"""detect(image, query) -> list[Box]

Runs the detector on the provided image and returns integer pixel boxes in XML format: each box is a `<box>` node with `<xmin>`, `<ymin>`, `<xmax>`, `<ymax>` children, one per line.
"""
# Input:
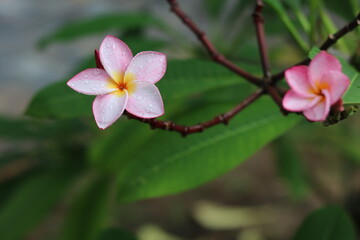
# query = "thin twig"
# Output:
<box><xmin>125</xmin><ymin>89</ymin><xmax>264</xmax><ymax>137</ymax></box>
<box><xmin>271</xmin><ymin>12</ymin><xmax>360</xmax><ymax>83</ymax></box>
<box><xmin>253</xmin><ymin>0</ymin><xmax>271</xmax><ymax>79</ymax></box>
<box><xmin>114</xmin><ymin>3</ymin><xmax>360</xmax><ymax>136</ymax></box>
<box><xmin>166</xmin><ymin>0</ymin><xmax>262</xmax><ymax>86</ymax></box>
<box><xmin>253</xmin><ymin>0</ymin><xmax>285</xmax><ymax>112</ymax></box>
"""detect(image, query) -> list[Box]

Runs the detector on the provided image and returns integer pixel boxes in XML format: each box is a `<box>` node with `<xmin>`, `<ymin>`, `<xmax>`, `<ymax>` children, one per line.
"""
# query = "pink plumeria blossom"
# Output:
<box><xmin>282</xmin><ymin>51</ymin><xmax>350</xmax><ymax>122</ymax></box>
<box><xmin>67</xmin><ymin>35</ymin><xmax>166</xmax><ymax>129</ymax></box>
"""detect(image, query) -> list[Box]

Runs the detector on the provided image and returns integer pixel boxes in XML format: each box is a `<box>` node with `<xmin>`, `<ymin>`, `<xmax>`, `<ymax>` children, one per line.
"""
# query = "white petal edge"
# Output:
<box><xmin>126</xmin><ymin>80</ymin><xmax>164</xmax><ymax>118</ymax></box>
<box><xmin>125</xmin><ymin>51</ymin><xmax>167</xmax><ymax>84</ymax></box>
<box><xmin>92</xmin><ymin>91</ymin><xmax>128</xmax><ymax>129</ymax></box>
<box><xmin>99</xmin><ymin>35</ymin><xmax>133</xmax><ymax>83</ymax></box>
<box><xmin>67</xmin><ymin>68</ymin><xmax>117</xmax><ymax>95</ymax></box>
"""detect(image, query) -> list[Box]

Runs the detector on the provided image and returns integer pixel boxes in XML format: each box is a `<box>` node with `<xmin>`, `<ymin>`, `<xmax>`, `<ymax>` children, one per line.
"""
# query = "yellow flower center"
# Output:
<box><xmin>108</xmin><ymin>72</ymin><xmax>136</xmax><ymax>95</ymax></box>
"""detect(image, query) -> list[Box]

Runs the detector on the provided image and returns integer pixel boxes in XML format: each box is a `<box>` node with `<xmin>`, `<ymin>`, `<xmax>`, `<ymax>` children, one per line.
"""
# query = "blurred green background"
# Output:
<box><xmin>0</xmin><ymin>0</ymin><xmax>359</xmax><ymax>239</ymax></box>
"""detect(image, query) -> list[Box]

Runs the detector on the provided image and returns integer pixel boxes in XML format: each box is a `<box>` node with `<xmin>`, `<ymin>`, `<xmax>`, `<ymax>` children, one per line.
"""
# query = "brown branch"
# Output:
<box><xmin>271</xmin><ymin>12</ymin><xmax>360</xmax><ymax>83</ymax></box>
<box><xmin>117</xmin><ymin>3</ymin><xmax>358</xmax><ymax>136</ymax></box>
<box><xmin>253</xmin><ymin>0</ymin><xmax>271</xmax><ymax>79</ymax></box>
<box><xmin>253</xmin><ymin>0</ymin><xmax>286</xmax><ymax>112</ymax></box>
<box><xmin>125</xmin><ymin>89</ymin><xmax>264</xmax><ymax>137</ymax></box>
<box><xmin>166</xmin><ymin>0</ymin><xmax>262</xmax><ymax>86</ymax></box>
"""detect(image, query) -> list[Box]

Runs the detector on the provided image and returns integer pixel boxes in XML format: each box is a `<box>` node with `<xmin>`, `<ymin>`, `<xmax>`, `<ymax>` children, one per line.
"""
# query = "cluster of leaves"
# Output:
<box><xmin>0</xmin><ymin>0</ymin><xmax>359</xmax><ymax>239</ymax></box>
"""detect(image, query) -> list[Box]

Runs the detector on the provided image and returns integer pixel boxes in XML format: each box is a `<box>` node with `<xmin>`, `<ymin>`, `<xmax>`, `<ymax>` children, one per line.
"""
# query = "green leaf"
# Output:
<box><xmin>26</xmin><ymin>81</ymin><xmax>94</xmax><ymax>119</ymax></box>
<box><xmin>96</xmin><ymin>228</ymin><xmax>138</xmax><ymax>240</ymax></box>
<box><xmin>283</xmin><ymin>0</ymin><xmax>310</xmax><ymax>33</ymax></box>
<box><xmin>204</xmin><ymin>0</ymin><xmax>228</xmax><ymax>18</ymax></box>
<box><xmin>38</xmin><ymin>13</ymin><xmax>164</xmax><ymax>49</ymax></box>
<box><xmin>341</xmin><ymin>59</ymin><xmax>360</xmax><ymax>105</ymax></box>
<box><xmin>273</xmin><ymin>136</ymin><xmax>309</xmax><ymax>199</ymax></box>
<box><xmin>264</xmin><ymin>0</ymin><xmax>309</xmax><ymax>52</ymax></box>
<box><xmin>308</xmin><ymin>46</ymin><xmax>321</xmax><ymax>60</ymax></box>
<box><xmin>0</xmin><ymin>171</ymin><xmax>75</xmax><ymax>240</ymax></box>
<box><xmin>26</xmin><ymin>59</ymin><xmax>257</xmax><ymax>119</ymax></box>
<box><xmin>0</xmin><ymin>116</ymin><xmax>48</xmax><ymax>140</ymax></box>
<box><xmin>113</xmin><ymin>97</ymin><xmax>300</xmax><ymax>203</ymax></box>
<box><xmin>89</xmin><ymin>82</ymin><xmax>252</xmax><ymax>171</ymax></box>
<box><xmin>293</xmin><ymin>206</ymin><xmax>356</xmax><ymax>240</ymax></box>
<box><xmin>60</xmin><ymin>175</ymin><xmax>113</xmax><ymax>240</ymax></box>
<box><xmin>325</xmin><ymin>1</ymin><xmax>354</xmax><ymax>21</ymax></box>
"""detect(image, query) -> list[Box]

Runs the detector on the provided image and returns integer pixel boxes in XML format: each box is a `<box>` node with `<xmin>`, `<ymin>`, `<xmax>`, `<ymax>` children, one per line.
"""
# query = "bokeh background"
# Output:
<box><xmin>0</xmin><ymin>0</ymin><xmax>359</xmax><ymax>239</ymax></box>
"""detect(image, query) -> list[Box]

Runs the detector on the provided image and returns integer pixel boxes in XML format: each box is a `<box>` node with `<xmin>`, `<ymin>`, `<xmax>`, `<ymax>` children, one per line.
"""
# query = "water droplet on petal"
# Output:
<box><xmin>109</xmin><ymin>104</ymin><xmax>114</xmax><ymax>110</ymax></box>
<box><xmin>93</xmin><ymin>69</ymin><xmax>100</xmax><ymax>75</ymax></box>
<box><xmin>85</xmin><ymin>80</ymin><xmax>89</xmax><ymax>84</ymax></box>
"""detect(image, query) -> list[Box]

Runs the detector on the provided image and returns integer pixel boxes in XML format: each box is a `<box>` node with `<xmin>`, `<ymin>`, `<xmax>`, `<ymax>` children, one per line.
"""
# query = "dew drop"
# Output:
<box><xmin>102</xmin><ymin>109</ymin><xmax>106</xmax><ymax>113</ymax></box>
<box><xmin>106</xmin><ymin>43</ymin><xmax>111</xmax><ymax>48</ymax></box>
<box><xmin>93</xmin><ymin>69</ymin><xmax>100</xmax><ymax>75</ymax></box>
<box><xmin>85</xmin><ymin>80</ymin><xmax>89</xmax><ymax>84</ymax></box>
<box><xmin>84</xmin><ymin>75</ymin><xmax>88</xmax><ymax>78</ymax></box>
<box><xmin>109</xmin><ymin>104</ymin><xmax>114</xmax><ymax>110</ymax></box>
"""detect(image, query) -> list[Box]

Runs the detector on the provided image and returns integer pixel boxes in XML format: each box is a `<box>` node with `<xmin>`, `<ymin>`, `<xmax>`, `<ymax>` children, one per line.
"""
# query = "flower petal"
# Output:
<box><xmin>126</xmin><ymin>81</ymin><xmax>164</xmax><ymax>118</ymax></box>
<box><xmin>309</xmin><ymin>51</ymin><xmax>342</xmax><ymax>88</ymax></box>
<box><xmin>283</xmin><ymin>90</ymin><xmax>321</xmax><ymax>112</ymax></box>
<box><xmin>125</xmin><ymin>51</ymin><xmax>167</xmax><ymax>84</ymax></box>
<box><xmin>303</xmin><ymin>89</ymin><xmax>331</xmax><ymax>121</ymax></box>
<box><xmin>320</xmin><ymin>71</ymin><xmax>350</xmax><ymax>104</ymax></box>
<box><xmin>92</xmin><ymin>91</ymin><xmax>128</xmax><ymax>129</ymax></box>
<box><xmin>285</xmin><ymin>65</ymin><xmax>315</xmax><ymax>97</ymax></box>
<box><xmin>67</xmin><ymin>68</ymin><xmax>118</xmax><ymax>95</ymax></box>
<box><xmin>99</xmin><ymin>35</ymin><xmax>133</xmax><ymax>83</ymax></box>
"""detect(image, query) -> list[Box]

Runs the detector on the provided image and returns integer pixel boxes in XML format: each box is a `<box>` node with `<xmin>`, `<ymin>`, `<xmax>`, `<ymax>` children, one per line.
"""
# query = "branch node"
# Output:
<box><xmin>218</xmin><ymin>114</ymin><xmax>229</xmax><ymax>125</ymax></box>
<box><xmin>164</xmin><ymin>121</ymin><xmax>172</xmax><ymax>130</ymax></box>
<box><xmin>181</xmin><ymin>127</ymin><xmax>189</xmax><ymax>137</ymax></box>
<box><xmin>149</xmin><ymin>119</ymin><xmax>157</xmax><ymax>129</ymax></box>
<box><xmin>198</xmin><ymin>124</ymin><xmax>205</xmax><ymax>132</ymax></box>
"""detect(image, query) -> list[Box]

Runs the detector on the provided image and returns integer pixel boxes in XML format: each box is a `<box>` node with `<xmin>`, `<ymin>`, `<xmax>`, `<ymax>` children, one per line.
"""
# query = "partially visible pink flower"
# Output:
<box><xmin>67</xmin><ymin>35</ymin><xmax>166</xmax><ymax>129</ymax></box>
<box><xmin>282</xmin><ymin>51</ymin><xmax>350</xmax><ymax>121</ymax></box>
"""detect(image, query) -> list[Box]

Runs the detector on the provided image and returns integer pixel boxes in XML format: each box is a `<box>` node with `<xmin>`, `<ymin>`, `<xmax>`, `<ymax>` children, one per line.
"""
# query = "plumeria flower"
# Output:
<box><xmin>67</xmin><ymin>35</ymin><xmax>166</xmax><ymax>129</ymax></box>
<box><xmin>282</xmin><ymin>51</ymin><xmax>350</xmax><ymax>122</ymax></box>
